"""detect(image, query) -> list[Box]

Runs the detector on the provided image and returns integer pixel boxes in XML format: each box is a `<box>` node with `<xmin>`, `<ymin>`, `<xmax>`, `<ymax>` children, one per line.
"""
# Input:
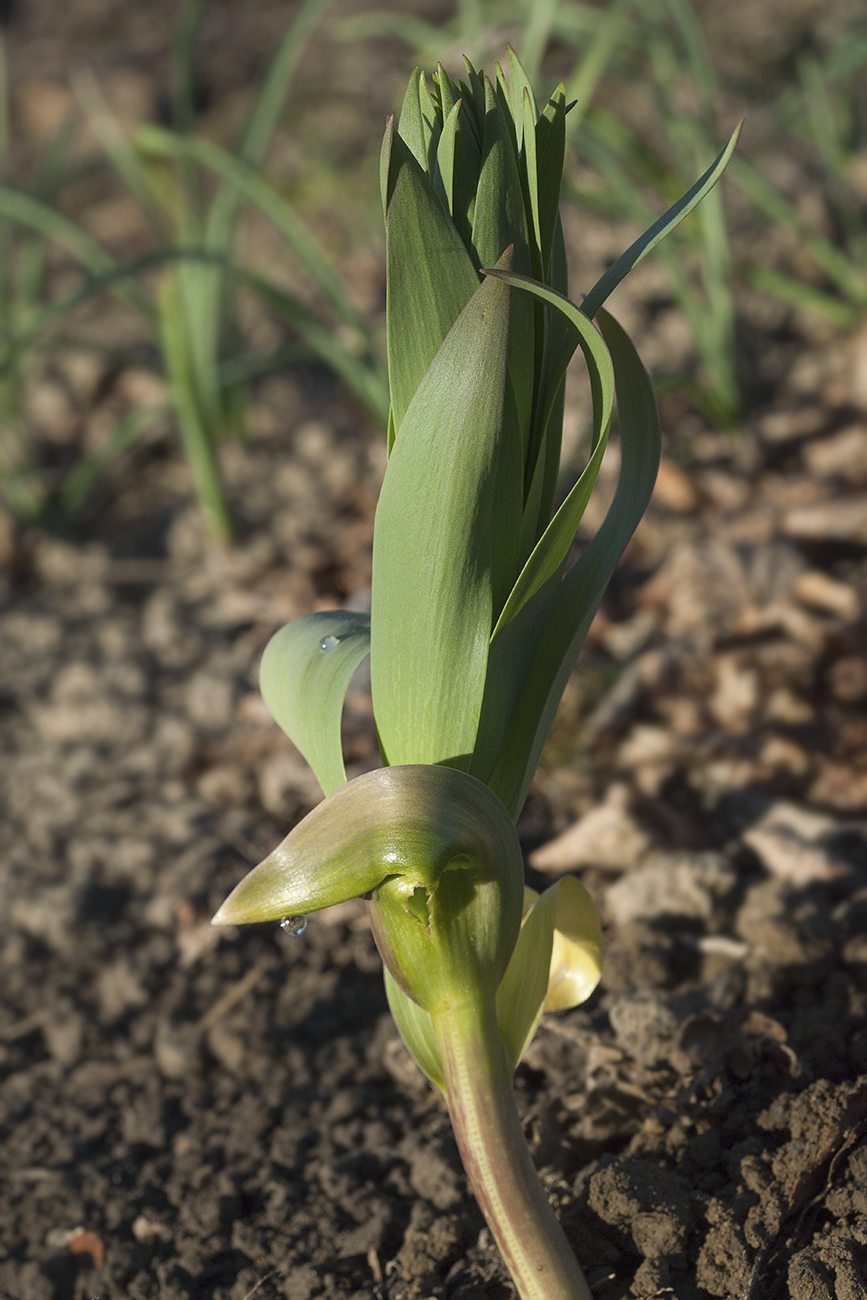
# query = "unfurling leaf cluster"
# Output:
<box><xmin>216</xmin><ymin>48</ymin><xmax>740</xmax><ymax>1080</ymax></box>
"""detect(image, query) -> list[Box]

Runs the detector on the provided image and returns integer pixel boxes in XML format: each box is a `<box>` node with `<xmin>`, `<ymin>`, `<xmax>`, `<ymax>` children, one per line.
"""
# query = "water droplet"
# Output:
<box><xmin>280</xmin><ymin>915</ymin><xmax>307</xmax><ymax>937</ymax></box>
<box><xmin>319</xmin><ymin>635</ymin><xmax>340</xmax><ymax>652</ymax></box>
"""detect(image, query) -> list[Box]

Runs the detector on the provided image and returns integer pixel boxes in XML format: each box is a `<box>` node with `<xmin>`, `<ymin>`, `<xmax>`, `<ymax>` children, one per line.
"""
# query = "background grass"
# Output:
<box><xmin>0</xmin><ymin>0</ymin><xmax>864</xmax><ymax>537</ymax></box>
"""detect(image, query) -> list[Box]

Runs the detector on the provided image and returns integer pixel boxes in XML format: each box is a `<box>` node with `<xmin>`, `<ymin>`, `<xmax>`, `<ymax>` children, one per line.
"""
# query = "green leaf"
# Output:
<box><xmin>485</xmin><ymin>307</ymin><xmax>661</xmax><ymax>819</ymax></box>
<box><xmin>581</xmin><ymin>118</ymin><xmax>743</xmax><ymax>320</ymax></box>
<box><xmin>506</xmin><ymin>44</ymin><xmax>538</xmax><ymax>152</ymax></box>
<box><xmin>479</xmin><ymin>270</ymin><xmax>615</xmax><ymax>634</ymax></box>
<box><xmin>367</xmin><ymin>764</ymin><xmax>524</xmax><ymax>1014</ymax></box>
<box><xmin>382</xmin><ymin>120</ymin><xmax>480</xmax><ymax>437</ymax></box>
<box><xmin>396</xmin><ymin>69</ymin><xmax>427</xmax><ymax>172</ymax></box>
<box><xmin>385</xmin><ymin>965</ymin><xmax>445</xmax><ymax>1090</ymax></box>
<box><xmin>259</xmin><ymin>610</ymin><xmax>371</xmax><ymax>796</ymax></box>
<box><xmin>213</xmin><ymin>763</ymin><xmax>518</xmax><ymax>927</ymax></box>
<box><xmin>473</xmin><ymin>78</ymin><xmax>534</xmax><ymax>605</ymax></box>
<box><xmin>496</xmin><ymin>885</ymin><xmax>556</xmax><ymax>1073</ymax></box>
<box><xmin>371</xmin><ymin>253</ymin><xmax>512</xmax><ymax>769</ymax></box>
<box><xmin>533</xmin><ymin>83</ymin><xmax>567</xmax><ymax>279</ymax></box>
<box><xmin>472</xmin><ymin>77</ymin><xmax>530</xmax><ymax>276</ymax></box>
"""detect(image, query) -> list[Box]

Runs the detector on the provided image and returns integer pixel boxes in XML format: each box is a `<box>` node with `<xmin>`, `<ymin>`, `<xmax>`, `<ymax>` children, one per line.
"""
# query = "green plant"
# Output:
<box><xmin>0</xmin><ymin>0</ymin><xmax>388</xmax><ymax>535</ymax></box>
<box><xmin>213</xmin><ymin>49</ymin><xmax>738</xmax><ymax>1298</ymax></box>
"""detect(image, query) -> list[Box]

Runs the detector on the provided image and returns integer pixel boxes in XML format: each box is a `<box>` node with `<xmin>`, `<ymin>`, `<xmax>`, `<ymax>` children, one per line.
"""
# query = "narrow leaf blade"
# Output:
<box><xmin>582</xmin><ymin>119</ymin><xmax>743</xmax><ymax>320</ymax></box>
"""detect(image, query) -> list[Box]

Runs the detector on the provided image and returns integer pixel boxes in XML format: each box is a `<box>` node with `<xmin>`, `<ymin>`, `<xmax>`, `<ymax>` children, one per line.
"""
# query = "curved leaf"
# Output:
<box><xmin>480</xmin><ymin>270</ymin><xmax>615</xmax><ymax>634</ymax></box>
<box><xmin>581</xmin><ymin>118</ymin><xmax>743</xmax><ymax>320</ymax></box>
<box><xmin>486</xmin><ymin>306</ymin><xmax>660</xmax><ymax>818</ymax></box>
<box><xmin>260</xmin><ymin>611</ymin><xmax>371</xmax><ymax>796</ymax></box>
<box><xmin>496</xmin><ymin>884</ymin><xmax>556</xmax><ymax>1074</ymax></box>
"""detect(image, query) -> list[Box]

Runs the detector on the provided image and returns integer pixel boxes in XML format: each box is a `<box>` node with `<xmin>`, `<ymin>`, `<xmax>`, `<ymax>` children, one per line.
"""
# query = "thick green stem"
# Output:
<box><xmin>433</xmin><ymin>995</ymin><xmax>592</xmax><ymax>1300</ymax></box>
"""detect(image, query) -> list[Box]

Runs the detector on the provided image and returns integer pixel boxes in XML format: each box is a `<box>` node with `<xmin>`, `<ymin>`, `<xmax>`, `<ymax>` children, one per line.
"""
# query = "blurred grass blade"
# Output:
<box><xmin>518</xmin><ymin>0</ymin><xmax>559</xmax><ymax>85</ymax></box>
<box><xmin>236</xmin><ymin>0</ymin><xmax>331</xmax><ymax>167</ymax></box>
<box><xmin>158</xmin><ymin>274</ymin><xmax>232</xmax><ymax>542</ymax></box>
<box><xmin>741</xmin><ymin>262</ymin><xmax>858</xmax><ymax>327</ymax></box>
<box><xmin>0</xmin><ymin>187</ymin><xmax>152</xmax><ymax>317</ymax></box>
<box><xmin>371</xmin><ymin>258</ymin><xmax>512</xmax><ymax>769</ymax></box>
<box><xmin>59</xmin><ymin>404</ymin><xmax>170</xmax><ymax>515</ymax></box>
<box><xmin>260</xmin><ymin>611</ymin><xmax>372</xmax><ymax>796</ymax></box>
<box><xmin>137</xmin><ymin>125</ymin><xmax>372</xmax><ymax>336</ymax></box>
<box><xmin>581</xmin><ymin>118</ymin><xmax>743</xmax><ymax>320</ymax></box>
<box><xmin>729</xmin><ymin>154</ymin><xmax>867</xmax><ymax>304</ymax></box>
<box><xmin>562</xmin><ymin>0</ymin><xmax>634</xmax><ymax>140</ymax></box>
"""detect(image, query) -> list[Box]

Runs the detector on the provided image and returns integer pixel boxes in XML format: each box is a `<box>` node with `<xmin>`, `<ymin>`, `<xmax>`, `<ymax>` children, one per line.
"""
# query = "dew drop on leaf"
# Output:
<box><xmin>319</xmin><ymin>635</ymin><xmax>340</xmax><ymax>652</ymax></box>
<box><xmin>280</xmin><ymin>915</ymin><xmax>307</xmax><ymax>937</ymax></box>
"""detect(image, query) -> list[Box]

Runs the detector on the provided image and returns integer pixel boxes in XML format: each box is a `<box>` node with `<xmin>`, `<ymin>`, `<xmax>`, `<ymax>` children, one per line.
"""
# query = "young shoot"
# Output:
<box><xmin>214</xmin><ymin>48</ymin><xmax>740</xmax><ymax>1299</ymax></box>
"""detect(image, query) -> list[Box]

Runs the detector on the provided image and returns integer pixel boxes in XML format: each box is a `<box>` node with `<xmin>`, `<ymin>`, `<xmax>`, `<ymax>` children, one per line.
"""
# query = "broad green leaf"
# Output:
<box><xmin>433</xmin><ymin>63</ymin><xmax>460</xmax><ymax>121</ymax></box>
<box><xmin>486</xmin><ymin>307</ymin><xmax>660</xmax><ymax>819</ymax></box>
<box><xmin>581</xmin><ymin>118</ymin><xmax>743</xmax><ymax>320</ymax></box>
<box><xmin>459</xmin><ymin>57</ymin><xmax>486</xmax><ymax>141</ymax></box>
<box><xmin>522</xmin><ymin>87</ymin><xmax>543</xmax><ymax>256</ymax></box>
<box><xmin>473</xmin><ymin>77</ymin><xmax>530</xmax><ymax>277</ymax></box>
<box><xmin>259</xmin><ymin>610</ymin><xmax>371</xmax><ymax>796</ymax></box>
<box><xmin>448</xmin><ymin>98</ymin><xmax>482</xmax><ymax>251</ymax></box>
<box><xmin>382</xmin><ymin>120</ymin><xmax>479</xmax><ymax>436</ymax></box>
<box><xmin>473</xmin><ymin>77</ymin><xmax>534</xmax><ymax>590</ymax></box>
<box><xmin>417</xmin><ymin>68</ymin><xmax>442</xmax><ymax>164</ymax></box>
<box><xmin>371</xmin><ymin>256</ymin><xmax>512</xmax><ymax>769</ymax></box>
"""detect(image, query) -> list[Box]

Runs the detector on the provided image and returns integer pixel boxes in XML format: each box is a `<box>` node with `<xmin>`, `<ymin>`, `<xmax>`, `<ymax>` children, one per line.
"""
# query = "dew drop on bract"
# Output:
<box><xmin>280</xmin><ymin>915</ymin><xmax>307</xmax><ymax>937</ymax></box>
<box><xmin>319</xmin><ymin>634</ymin><xmax>340</xmax><ymax>652</ymax></box>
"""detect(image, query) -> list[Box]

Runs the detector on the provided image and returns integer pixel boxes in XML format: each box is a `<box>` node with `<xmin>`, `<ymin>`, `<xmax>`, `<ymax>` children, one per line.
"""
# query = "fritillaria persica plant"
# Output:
<box><xmin>214</xmin><ymin>50</ymin><xmax>740</xmax><ymax>1299</ymax></box>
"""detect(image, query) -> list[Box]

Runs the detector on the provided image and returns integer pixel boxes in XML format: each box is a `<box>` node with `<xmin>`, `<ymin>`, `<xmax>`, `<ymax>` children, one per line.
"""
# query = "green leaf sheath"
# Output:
<box><xmin>259</xmin><ymin>610</ymin><xmax>371</xmax><ymax>796</ymax></box>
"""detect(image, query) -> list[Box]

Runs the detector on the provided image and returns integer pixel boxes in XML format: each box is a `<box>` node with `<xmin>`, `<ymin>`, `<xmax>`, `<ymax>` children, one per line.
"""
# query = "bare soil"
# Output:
<box><xmin>2</xmin><ymin>3</ymin><xmax>867</xmax><ymax>1299</ymax></box>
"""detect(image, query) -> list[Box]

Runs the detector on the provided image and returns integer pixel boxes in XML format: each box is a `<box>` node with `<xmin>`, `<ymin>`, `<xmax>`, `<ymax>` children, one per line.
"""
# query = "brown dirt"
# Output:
<box><xmin>2</xmin><ymin>3</ymin><xmax>867</xmax><ymax>1299</ymax></box>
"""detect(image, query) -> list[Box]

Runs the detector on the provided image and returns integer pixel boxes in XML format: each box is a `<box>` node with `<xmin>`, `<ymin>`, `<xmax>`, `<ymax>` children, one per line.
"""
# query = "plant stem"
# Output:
<box><xmin>433</xmin><ymin>996</ymin><xmax>592</xmax><ymax>1300</ymax></box>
